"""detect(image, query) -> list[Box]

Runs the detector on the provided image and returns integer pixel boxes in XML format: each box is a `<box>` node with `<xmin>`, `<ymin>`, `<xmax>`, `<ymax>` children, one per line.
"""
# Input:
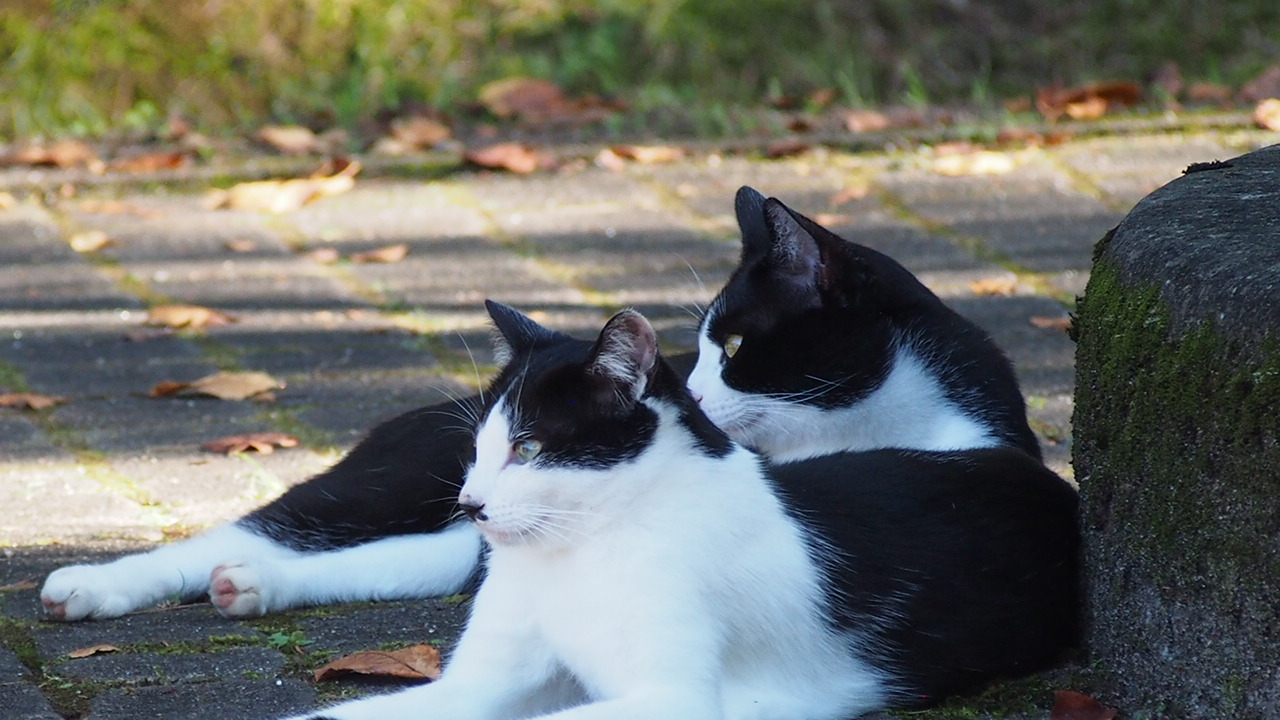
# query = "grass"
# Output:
<box><xmin>3</xmin><ymin>0</ymin><xmax>1278</xmax><ymax>140</ymax></box>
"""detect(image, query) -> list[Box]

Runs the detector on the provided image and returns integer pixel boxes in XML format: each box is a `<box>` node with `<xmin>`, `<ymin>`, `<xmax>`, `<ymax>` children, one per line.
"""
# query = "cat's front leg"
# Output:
<box><xmin>41</xmin><ymin>522</ymin><xmax>293</xmax><ymax>620</ymax></box>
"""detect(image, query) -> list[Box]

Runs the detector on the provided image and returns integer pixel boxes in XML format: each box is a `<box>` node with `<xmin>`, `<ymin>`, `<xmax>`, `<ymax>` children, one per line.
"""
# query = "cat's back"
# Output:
<box><xmin>769</xmin><ymin>447</ymin><xmax>1080</xmax><ymax>706</ymax></box>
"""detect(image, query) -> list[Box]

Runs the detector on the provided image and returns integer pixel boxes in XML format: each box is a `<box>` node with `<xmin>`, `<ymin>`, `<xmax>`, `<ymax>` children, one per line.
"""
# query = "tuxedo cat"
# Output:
<box><xmin>283</xmin><ymin>302</ymin><xmax>1078</xmax><ymax>720</ymax></box>
<box><xmin>40</xmin><ymin>187</ymin><xmax>1040</xmax><ymax>621</ymax></box>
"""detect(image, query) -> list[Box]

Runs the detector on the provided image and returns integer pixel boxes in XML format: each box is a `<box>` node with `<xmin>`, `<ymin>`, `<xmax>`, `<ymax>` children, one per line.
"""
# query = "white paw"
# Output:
<box><xmin>41</xmin><ymin>565</ymin><xmax>136</xmax><ymax>621</ymax></box>
<box><xmin>210</xmin><ymin>561</ymin><xmax>270</xmax><ymax>618</ymax></box>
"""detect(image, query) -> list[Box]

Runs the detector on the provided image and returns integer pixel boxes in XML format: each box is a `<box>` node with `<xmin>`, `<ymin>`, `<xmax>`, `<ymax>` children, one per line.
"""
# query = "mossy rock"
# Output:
<box><xmin>1073</xmin><ymin>143</ymin><xmax>1280</xmax><ymax>719</ymax></box>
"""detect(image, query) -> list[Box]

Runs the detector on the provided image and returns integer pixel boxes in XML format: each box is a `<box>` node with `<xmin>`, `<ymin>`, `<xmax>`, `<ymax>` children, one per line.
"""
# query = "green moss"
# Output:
<box><xmin>0</xmin><ymin>616</ymin><xmax>40</xmax><ymax>675</ymax></box>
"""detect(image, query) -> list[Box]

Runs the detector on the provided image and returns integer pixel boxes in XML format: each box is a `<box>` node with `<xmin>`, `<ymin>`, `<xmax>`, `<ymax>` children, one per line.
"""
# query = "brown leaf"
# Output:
<box><xmin>4</xmin><ymin>139</ymin><xmax>103</xmax><ymax>171</ymax></box>
<box><xmin>305</xmin><ymin>247</ymin><xmax>341</xmax><ymax>264</ymax></box>
<box><xmin>204</xmin><ymin>159</ymin><xmax>360</xmax><ymax>213</ymax></box>
<box><xmin>0</xmin><ymin>393</ymin><xmax>68</xmax><ymax>410</ymax></box>
<box><xmin>203</xmin><ymin>432</ymin><xmax>299</xmax><ymax>455</ymax></box>
<box><xmin>0</xmin><ymin>578</ymin><xmax>38</xmax><ymax>591</ymax></box>
<box><xmin>314</xmin><ymin>644</ymin><xmax>442</xmax><ymax>683</ymax></box>
<box><xmin>349</xmin><ymin>243</ymin><xmax>410</xmax><ymax>264</ymax></box>
<box><xmin>1186</xmin><ymin>82</ymin><xmax>1233</xmax><ymax>105</ymax></box>
<box><xmin>1254</xmin><ymin>98</ymin><xmax>1280</xmax><ymax>131</ymax></box>
<box><xmin>69</xmin><ymin>230</ymin><xmax>114</xmax><ymax>253</ymax></box>
<box><xmin>1051</xmin><ymin>690</ymin><xmax>1117</xmax><ymax>720</ymax></box>
<box><xmin>224</xmin><ymin>238</ymin><xmax>258</xmax><ymax>253</ymax></box>
<box><xmin>593</xmin><ymin>147</ymin><xmax>628</xmax><ymax>172</ymax></box>
<box><xmin>1037</xmin><ymin>82</ymin><xmax>1142</xmax><ymax>122</ymax></box>
<box><xmin>149</xmin><ymin>380</ymin><xmax>191</xmax><ymax>397</ymax></box>
<box><xmin>108</xmin><ymin>151</ymin><xmax>189</xmax><ymax>174</ymax></box>
<box><xmin>389</xmin><ymin>116</ymin><xmax>452</xmax><ymax>149</ymax></box>
<box><xmin>255</xmin><ymin>125</ymin><xmax>321</xmax><ymax>154</ymax></box>
<box><xmin>1030</xmin><ymin>315</ymin><xmax>1073</xmax><ymax>330</ymax></box>
<box><xmin>764</xmin><ymin>139</ymin><xmax>811</xmax><ymax>159</ymax></box>
<box><xmin>478</xmin><ymin>77</ymin><xmax>573</xmax><ymax>121</ymax></box>
<box><xmin>969</xmin><ymin>276</ymin><xmax>1018</xmax><ymax>296</ymax></box>
<box><xmin>608</xmin><ymin>145</ymin><xmax>685</xmax><ymax>164</ymax></box>
<box><xmin>146</xmin><ymin>304</ymin><xmax>237</xmax><ymax>329</ymax></box>
<box><xmin>68</xmin><ymin>644</ymin><xmax>120</xmax><ymax>659</ymax></box>
<box><xmin>843</xmin><ymin>109</ymin><xmax>891</xmax><ymax>134</ymax></box>
<box><xmin>188</xmin><ymin>371</ymin><xmax>283</xmax><ymax>401</ymax></box>
<box><xmin>464</xmin><ymin>143</ymin><xmax>546</xmax><ymax>174</ymax></box>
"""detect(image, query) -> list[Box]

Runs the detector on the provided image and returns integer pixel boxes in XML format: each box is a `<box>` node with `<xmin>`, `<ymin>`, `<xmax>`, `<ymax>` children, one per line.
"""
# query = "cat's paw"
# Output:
<box><xmin>210</xmin><ymin>562</ymin><xmax>270</xmax><ymax>618</ymax></box>
<box><xmin>41</xmin><ymin>565</ymin><xmax>136</xmax><ymax>621</ymax></box>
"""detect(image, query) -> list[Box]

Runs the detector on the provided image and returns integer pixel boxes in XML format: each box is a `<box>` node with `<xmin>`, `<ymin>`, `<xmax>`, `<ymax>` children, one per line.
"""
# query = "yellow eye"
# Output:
<box><xmin>723</xmin><ymin>334</ymin><xmax>743</xmax><ymax>358</ymax></box>
<box><xmin>512</xmin><ymin>439</ymin><xmax>543</xmax><ymax>464</ymax></box>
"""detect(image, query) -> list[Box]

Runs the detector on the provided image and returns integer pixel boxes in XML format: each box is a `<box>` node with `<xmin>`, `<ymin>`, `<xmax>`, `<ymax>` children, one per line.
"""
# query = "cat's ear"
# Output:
<box><xmin>586</xmin><ymin>309</ymin><xmax>658</xmax><ymax>407</ymax></box>
<box><xmin>761</xmin><ymin>198</ymin><xmax>824</xmax><ymax>298</ymax></box>
<box><xmin>735</xmin><ymin>186</ymin><xmax>771</xmax><ymax>258</ymax></box>
<box><xmin>485</xmin><ymin>300</ymin><xmax>558</xmax><ymax>366</ymax></box>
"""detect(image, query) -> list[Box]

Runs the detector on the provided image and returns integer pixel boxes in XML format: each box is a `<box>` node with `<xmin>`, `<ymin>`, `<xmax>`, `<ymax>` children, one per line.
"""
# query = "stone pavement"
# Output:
<box><xmin>0</xmin><ymin>128</ymin><xmax>1274</xmax><ymax>719</ymax></box>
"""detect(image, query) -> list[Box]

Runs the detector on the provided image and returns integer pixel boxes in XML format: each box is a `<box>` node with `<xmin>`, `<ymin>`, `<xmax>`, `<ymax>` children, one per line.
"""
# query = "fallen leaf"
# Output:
<box><xmin>255</xmin><ymin>125</ymin><xmax>321</xmax><ymax>154</ymax></box>
<box><xmin>1036</xmin><ymin>82</ymin><xmax>1142</xmax><ymax>122</ymax></box>
<box><xmin>608</xmin><ymin>145</ymin><xmax>685</xmax><ymax>164</ymax></box>
<box><xmin>764</xmin><ymin>138</ymin><xmax>811</xmax><ymax>159</ymax></box>
<box><xmin>786</xmin><ymin>115</ymin><xmax>817</xmax><ymax>133</ymax></box>
<box><xmin>1051</xmin><ymin>690</ymin><xmax>1117</xmax><ymax>720</ymax></box>
<box><xmin>389</xmin><ymin>116</ymin><xmax>452</xmax><ymax>149</ymax></box>
<box><xmin>4</xmin><ymin>139</ymin><xmax>103</xmax><ymax>171</ymax></box>
<box><xmin>969</xmin><ymin>276</ymin><xmax>1018</xmax><ymax>296</ymax></box>
<box><xmin>68</xmin><ymin>644</ymin><xmax>120</xmax><ymax>659</ymax></box>
<box><xmin>146</xmin><ymin>304</ymin><xmax>237</xmax><ymax>329</ymax></box>
<box><xmin>1186</xmin><ymin>82</ymin><xmax>1233</xmax><ymax>105</ymax></box>
<box><xmin>0</xmin><ymin>578</ymin><xmax>38</xmax><ymax>591</ymax></box>
<box><xmin>204</xmin><ymin>159</ymin><xmax>360</xmax><ymax>213</ymax></box>
<box><xmin>1254</xmin><ymin>98</ymin><xmax>1280</xmax><ymax>131</ymax></box>
<box><xmin>314</xmin><ymin>644</ymin><xmax>442</xmax><ymax>683</ymax></box>
<box><xmin>807</xmin><ymin>88</ymin><xmax>837</xmax><ymax>109</ymax></box>
<box><xmin>843</xmin><ymin>109</ymin><xmax>891</xmax><ymax>133</ymax></box>
<box><xmin>0</xmin><ymin>392</ymin><xmax>69</xmax><ymax>410</ymax></box>
<box><xmin>224</xmin><ymin>238</ymin><xmax>258</xmax><ymax>253</ymax></box>
<box><xmin>1031</xmin><ymin>315</ymin><xmax>1073</xmax><ymax>330</ymax></box>
<box><xmin>108</xmin><ymin>151</ymin><xmax>189</xmax><ymax>173</ymax></box>
<box><xmin>593</xmin><ymin>147</ymin><xmax>628</xmax><ymax>172</ymax></box>
<box><xmin>203</xmin><ymin>432</ymin><xmax>299</xmax><ymax>455</ymax></box>
<box><xmin>350</xmin><ymin>243</ymin><xmax>409</xmax><ymax>264</ymax></box>
<box><xmin>188</xmin><ymin>371</ymin><xmax>283</xmax><ymax>401</ymax></box>
<box><xmin>464</xmin><ymin>143</ymin><xmax>546</xmax><ymax>174</ymax></box>
<box><xmin>304</xmin><ymin>247</ymin><xmax>341</xmax><ymax>264</ymax></box>
<box><xmin>68</xmin><ymin>230</ymin><xmax>114</xmax><ymax>253</ymax></box>
<box><xmin>933</xmin><ymin>151</ymin><xmax>1015</xmax><ymax>177</ymax></box>
<box><xmin>1238</xmin><ymin>65</ymin><xmax>1280</xmax><ymax>103</ymax></box>
<box><xmin>478</xmin><ymin>77</ymin><xmax>571</xmax><ymax>121</ymax></box>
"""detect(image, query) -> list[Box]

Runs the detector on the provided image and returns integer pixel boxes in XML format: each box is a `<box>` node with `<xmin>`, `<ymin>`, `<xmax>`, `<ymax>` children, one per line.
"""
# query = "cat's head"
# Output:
<box><xmin>686</xmin><ymin>186</ymin><xmax>937</xmax><ymax>456</ymax></box>
<box><xmin>461</xmin><ymin>301</ymin><xmax>731</xmax><ymax>549</ymax></box>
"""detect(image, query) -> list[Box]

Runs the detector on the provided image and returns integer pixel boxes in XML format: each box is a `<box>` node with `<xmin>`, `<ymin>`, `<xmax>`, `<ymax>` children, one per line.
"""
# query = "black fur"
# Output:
<box><xmin>709</xmin><ymin>187</ymin><xmax>1042</xmax><ymax>459</ymax></box>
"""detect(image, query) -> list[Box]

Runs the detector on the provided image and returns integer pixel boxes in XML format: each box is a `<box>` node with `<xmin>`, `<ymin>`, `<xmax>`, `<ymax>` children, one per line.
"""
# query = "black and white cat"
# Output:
<box><xmin>282</xmin><ymin>302</ymin><xmax>1078</xmax><ymax>720</ymax></box>
<box><xmin>40</xmin><ymin>187</ymin><xmax>1040</xmax><ymax>621</ymax></box>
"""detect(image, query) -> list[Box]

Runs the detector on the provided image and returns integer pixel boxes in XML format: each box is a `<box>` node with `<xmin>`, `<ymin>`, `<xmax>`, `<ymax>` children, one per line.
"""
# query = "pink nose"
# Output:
<box><xmin>691</xmin><ymin>391</ymin><xmax>704</xmax><ymax>404</ymax></box>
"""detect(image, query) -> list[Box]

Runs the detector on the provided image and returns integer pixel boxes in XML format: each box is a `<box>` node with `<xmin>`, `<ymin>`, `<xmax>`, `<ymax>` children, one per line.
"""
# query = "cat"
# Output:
<box><xmin>280</xmin><ymin>301</ymin><xmax>1078</xmax><ymax>720</ymax></box>
<box><xmin>40</xmin><ymin>186</ymin><xmax>1041</xmax><ymax>621</ymax></box>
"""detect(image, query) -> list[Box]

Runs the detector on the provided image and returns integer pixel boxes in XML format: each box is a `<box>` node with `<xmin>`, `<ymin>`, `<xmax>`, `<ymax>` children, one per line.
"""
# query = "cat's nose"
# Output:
<box><xmin>459</xmin><ymin>500</ymin><xmax>488</xmax><ymax>522</ymax></box>
<box><xmin>691</xmin><ymin>390</ymin><xmax>704</xmax><ymax>404</ymax></box>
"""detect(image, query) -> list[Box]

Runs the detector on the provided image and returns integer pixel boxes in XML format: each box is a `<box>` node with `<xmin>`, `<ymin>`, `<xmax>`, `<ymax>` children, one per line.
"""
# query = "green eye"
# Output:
<box><xmin>512</xmin><ymin>439</ymin><xmax>543</xmax><ymax>464</ymax></box>
<box><xmin>723</xmin><ymin>334</ymin><xmax>743</xmax><ymax>358</ymax></box>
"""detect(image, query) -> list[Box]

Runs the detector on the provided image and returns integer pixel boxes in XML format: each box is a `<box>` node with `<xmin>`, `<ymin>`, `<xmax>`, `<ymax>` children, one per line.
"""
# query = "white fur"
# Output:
<box><xmin>40</xmin><ymin>523</ymin><xmax>480</xmax><ymax>620</ymax></box>
<box><xmin>687</xmin><ymin>328</ymin><xmax>995</xmax><ymax>462</ymax></box>
<box><xmin>290</xmin><ymin>397</ymin><xmax>886</xmax><ymax>720</ymax></box>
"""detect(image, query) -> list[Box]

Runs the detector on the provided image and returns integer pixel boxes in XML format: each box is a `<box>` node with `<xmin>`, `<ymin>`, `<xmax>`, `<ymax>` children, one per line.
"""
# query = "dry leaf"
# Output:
<box><xmin>305</xmin><ymin>247</ymin><xmax>341</xmax><ymax>264</ymax></box>
<box><xmin>204</xmin><ymin>159</ymin><xmax>360</xmax><ymax>213</ymax></box>
<box><xmin>1254</xmin><ymin>98</ymin><xmax>1280</xmax><ymax>131</ymax></box>
<box><xmin>609</xmin><ymin>145</ymin><xmax>685</xmax><ymax>164</ymax></box>
<box><xmin>969</xmin><ymin>276</ymin><xmax>1018</xmax><ymax>296</ymax></box>
<box><xmin>1037</xmin><ymin>82</ymin><xmax>1142</xmax><ymax>122</ymax></box>
<box><xmin>69</xmin><ymin>230</ymin><xmax>114</xmax><ymax>253</ymax></box>
<box><xmin>256</xmin><ymin>125</ymin><xmax>321</xmax><ymax>154</ymax></box>
<box><xmin>350</xmin><ymin>243</ymin><xmax>409</xmax><ymax>264</ymax></box>
<box><xmin>224</xmin><ymin>238</ymin><xmax>258</xmax><ymax>253</ymax></box>
<box><xmin>764</xmin><ymin>139</ymin><xmax>811</xmax><ymax>159</ymax></box>
<box><xmin>109</xmin><ymin>151</ymin><xmax>189</xmax><ymax>173</ymax></box>
<box><xmin>594</xmin><ymin>147</ymin><xmax>628</xmax><ymax>172</ymax></box>
<box><xmin>389</xmin><ymin>116</ymin><xmax>452</xmax><ymax>149</ymax></box>
<box><xmin>1031</xmin><ymin>316</ymin><xmax>1073</xmax><ymax>330</ymax></box>
<box><xmin>843</xmin><ymin>109</ymin><xmax>891</xmax><ymax>134</ymax></box>
<box><xmin>1186</xmin><ymin>82</ymin><xmax>1233</xmax><ymax>105</ymax></box>
<box><xmin>0</xmin><ymin>578</ymin><xmax>38</xmax><ymax>591</ymax></box>
<box><xmin>314</xmin><ymin>644</ymin><xmax>442</xmax><ymax>683</ymax></box>
<box><xmin>933</xmin><ymin>151</ymin><xmax>1016</xmax><ymax>177</ymax></box>
<box><xmin>149</xmin><ymin>380</ymin><xmax>192</xmax><ymax>397</ymax></box>
<box><xmin>203</xmin><ymin>432</ymin><xmax>299</xmax><ymax>455</ymax></box>
<box><xmin>1051</xmin><ymin>690</ymin><xmax>1117</xmax><ymax>720</ymax></box>
<box><xmin>0</xmin><ymin>392</ymin><xmax>69</xmax><ymax>410</ymax></box>
<box><xmin>464</xmin><ymin>143</ymin><xmax>546</xmax><ymax>174</ymax></box>
<box><xmin>478</xmin><ymin>77</ymin><xmax>571</xmax><ymax>120</ymax></box>
<box><xmin>68</xmin><ymin>644</ymin><xmax>120</xmax><ymax>659</ymax></box>
<box><xmin>146</xmin><ymin>304</ymin><xmax>236</xmax><ymax>329</ymax></box>
<box><xmin>4</xmin><ymin>139</ymin><xmax>103</xmax><ymax>171</ymax></box>
<box><xmin>188</xmin><ymin>371</ymin><xmax>283</xmax><ymax>401</ymax></box>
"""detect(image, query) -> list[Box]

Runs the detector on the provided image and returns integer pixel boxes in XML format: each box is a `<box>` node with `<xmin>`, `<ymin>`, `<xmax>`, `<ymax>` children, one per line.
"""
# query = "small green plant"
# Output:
<box><xmin>267</xmin><ymin>630</ymin><xmax>315</xmax><ymax>654</ymax></box>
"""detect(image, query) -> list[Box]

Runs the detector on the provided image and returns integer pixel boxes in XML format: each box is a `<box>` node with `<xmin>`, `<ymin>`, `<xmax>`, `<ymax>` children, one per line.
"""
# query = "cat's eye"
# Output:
<box><xmin>722</xmin><ymin>334</ymin><xmax>743</xmax><ymax>358</ymax></box>
<box><xmin>511</xmin><ymin>439</ymin><xmax>543</xmax><ymax>464</ymax></box>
